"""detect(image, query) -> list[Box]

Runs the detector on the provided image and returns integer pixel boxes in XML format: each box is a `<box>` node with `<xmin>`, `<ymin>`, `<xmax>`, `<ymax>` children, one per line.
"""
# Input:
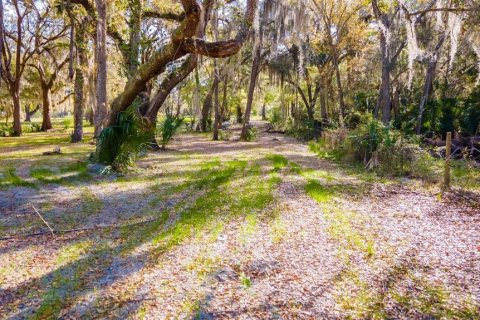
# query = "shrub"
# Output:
<box><xmin>158</xmin><ymin>114</ymin><xmax>184</xmax><ymax>149</ymax></box>
<box><xmin>218</xmin><ymin>130</ymin><xmax>232</xmax><ymax>141</ymax></box>
<box><xmin>0</xmin><ymin>122</ymin><xmax>42</xmax><ymax>136</ymax></box>
<box><xmin>63</xmin><ymin>117</ymin><xmax>73</xmax><ymax>130</ymax></box>
<box><xmin>245</xmin><ymin>127</ymin><xmax>257</xmax><ymax>141</ymax></box>
<box><xmin>460</xmin><ymin>89</ymin><xmax>480</xmax><ymax>136</ymax></box>
<box><xmin>310</xmin><ymin>116</ymin><xmax>437</xmax><ymax>178</ymax></box>
<box><xmin>0</xmin><ymin>123</ymin><xmax>12</xmax><ymax>137</ymax></box>
<box><xmin>347</xmin><ymin>115</ymin><xmax>398</xmax><ymax>168</ymax></box>
<box><xmin>95</xmin><ymin>104</ymin><xmax>150</xmax><ymax>171</ymax></box>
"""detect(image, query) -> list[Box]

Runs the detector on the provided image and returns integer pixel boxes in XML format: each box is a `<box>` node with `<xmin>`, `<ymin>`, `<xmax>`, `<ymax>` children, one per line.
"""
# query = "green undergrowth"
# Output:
<box><xmin>0</xmin><ymin>167</ymin><xmax>36</xmax><ymax>189</ymax></box>
<box><xmin>267</xmin><ymin>154</ymin><xmax>289</xmax><ymax>172</ymax></box>
<box><xmin>336</xmin><ymin>262</ymin><xmax>479</xmax><ymax>319</ymax></box>
<box><xmin>79</xmin><ymin>188</ymin><xmax>103</xmax><ymax>216</ymax></box>
<box><xmin>309</xmin><ymin>140</ymin><xmax>480</xmax><ymax>190</ymax></box>
<box><xmin>30</xmin><ymin>162</ymin><xmax>90</xmax><ymax>185</ymax></box>
<box><xmin>0</xmin><ymin>161</ymin><xmax>90</xmax><ymax>191</ymax></box>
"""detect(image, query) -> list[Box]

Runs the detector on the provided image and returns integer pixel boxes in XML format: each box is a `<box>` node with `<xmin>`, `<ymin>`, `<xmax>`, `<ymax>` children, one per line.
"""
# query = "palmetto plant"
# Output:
<box><xmin>159</xmin><ymin>114</ymin><xmax>184</xmax><ymax>149</ymax></box>
<box><xmin>96</xmin><ymin>104</ymin><xmax>150</xmax><ymax>171</ymax></box>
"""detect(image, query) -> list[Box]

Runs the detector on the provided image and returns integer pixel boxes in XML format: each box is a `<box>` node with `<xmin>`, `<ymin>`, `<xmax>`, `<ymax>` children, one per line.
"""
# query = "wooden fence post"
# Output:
<box><xmin>443</xmin><ymin>132</ymin><xmax>452</xmax><ymax>190</ymax></box>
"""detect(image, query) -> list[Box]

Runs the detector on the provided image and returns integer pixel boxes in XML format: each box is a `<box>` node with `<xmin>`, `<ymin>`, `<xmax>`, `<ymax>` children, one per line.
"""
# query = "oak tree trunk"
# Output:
<box><xmin>319</xmin><ymin>78</ymin><xmax>327</xmax><ymax>125</ymax></box>
<box><xmin>25</xmin><ymin>105</ymin><xmax>31</xmax><ymax>122</ymax></box>
<box><xmin>72</xmin><ymin>67</ymin><xmax>85</xmax><ymax>142</ymax></box>
<box><xmin>72</xmin><ymin>22</ymin><xmax>87</xmax><ymax>143</ymax></box>
<box><xmin>212</xmin><ymin>63</ymin><xmax>221</xmax><ymax>140</ymax></box>
<box><xmin>241</xmin><ymin>20</ymin><xmax>262</xmax><ymax>140</ymax></box>
<box><xmin>94</xmin><ymin>0</ymin><xmax>108</xmax><ymax>138</ymax></box>
<box><xmin>220</xmin><ymin>75</ymin><xmax>228</xmax><ymax>123</ymax></box>
<box><xmin>127</xmin><ymin>0</ymin><xmax>141</xmax><ymax>77</ymax></box>
<box><xmin>236</xmin><ymin>106</ymin><xmax>243</xmax><ymax>124</ymax></box>
<box><xmin>377</xmin><ymin>31</ymin><xmax>391</xmax><ymax>124</ymax></box>
<box><xmin>41</xmin><ymin>85</ymin><xmax>52</xmax><ymax>131</ymax></box>
<box><xmin>25</xmin><ymin>103</ymin><xmax>40</xmax><ymax>122</ymax></box>
<box><xmin>332</xmin><ymin>47</ymin><xmax>346</xmax><ymax>123</ymax></box>
<box><xmin>392</xmin><ymin>86</ymin><xmax>400</xmax><ymax>126</ymax></box>
<box><xmin>12</xmin><ymin>89</ymin><xmax>22</xmax><ymax>136</ymax></box>
<box><xmin>415</xmin><ymin>35</ymin><xmax>445</xmax><ymax>134</ymax></box>
<box><xmin>200</xmin><ymin>79</ymin><xmax>216</xmax><ymax>132</ymax></box>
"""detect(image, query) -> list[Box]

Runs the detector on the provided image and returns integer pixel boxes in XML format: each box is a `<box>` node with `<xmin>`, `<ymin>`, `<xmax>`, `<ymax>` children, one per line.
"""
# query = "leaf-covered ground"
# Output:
<box><xmin>0</xmin><ymin>125</ymin><xmax>479</xmax><ymax>319</ymax></box>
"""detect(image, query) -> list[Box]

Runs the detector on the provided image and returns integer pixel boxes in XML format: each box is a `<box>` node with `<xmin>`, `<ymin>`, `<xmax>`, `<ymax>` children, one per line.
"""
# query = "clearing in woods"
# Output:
<box><xmin>0</xmin><ymin>125</ymin><xmax>479</xmax><ymax>319</ymax></box>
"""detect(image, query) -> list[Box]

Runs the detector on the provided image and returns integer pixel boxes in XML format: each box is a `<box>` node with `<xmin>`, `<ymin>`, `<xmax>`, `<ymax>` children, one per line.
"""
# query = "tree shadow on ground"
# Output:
<box><xmin>1</xmin><ymin>157</ymin><xmax>277</xmax><ymax>319</ymax></box>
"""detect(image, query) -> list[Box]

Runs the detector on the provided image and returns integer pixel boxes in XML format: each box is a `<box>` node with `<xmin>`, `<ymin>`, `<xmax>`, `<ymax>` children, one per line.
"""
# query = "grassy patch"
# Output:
<box><xmin>60</xmin><ymin>161</ymin><xmax>91</xmax><ymax>181</ymax></box>
<box><xmin>57</xmin><ymin>240</ymin><xmax>93</xmax><ymax>265</ymax></box>
<box><xmin>451</xmin><ymin>160</ymin><xmax>480</xmax><ymax>190</ymax></box>
<box><xmin>336</xmin><ymin>264</ymin><xmax>479</xmax><ymax>319</ymax></box>
<box><xmin>80</xmin><ymin>188</ymin><xmax>103</xmax><ymax>215</ymax></box>
<box><xmin>30</xmin><ymin>162</ymin><xmax>91</xmax><ymax>185</ymax></box>
<box><xmin>393</xmin><ymin>276</ymin><xmax>479</xmax><ymax>318</ymax></box>
<box><xmin>0</xmin><ymin>167</ymin><xmax>36</xmax><ymax>189</ymax></box>
<box><xmin>22</xmin><ymin>156</ymin><xmax>281</xmax><ymax>318</ymax></box>
<box><xmin>149</xmin><ymin>159</ymin><xmax>279</xmax><ymax>257</ymax></box>
<box><xmin>267</xmin><ymin>154</ymin><xmax>289</xmax><ymax>172</ymax></box>
<box><xmin>238</xmin><ymin>213</ymin><xmax>258</xmax><ymax>244</ymax></box>
<box><xmin>304</xmin><ymin>179</ymin><xmax>334</xmax><ymax>203</ymax></box>
<box><xmin>240</xmin><ymin>272</ymin><xmax>252</xmax><ymax>288</ymax></box>
<box><xmin>30</xmin><ymin>167</ymin><xmax>61</xmax><ymax>184</ymax></box>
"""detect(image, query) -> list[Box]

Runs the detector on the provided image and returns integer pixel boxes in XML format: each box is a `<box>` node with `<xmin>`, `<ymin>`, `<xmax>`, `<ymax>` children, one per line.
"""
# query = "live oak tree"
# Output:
<box><xmin>106</xmin><ymin>0</ymin><xmax>258</xmax><ymax>126</ymax></box>
<box><xmin>0</xmin><ymin>0</ymin><xmax>67</xmax><ymax>136</ymax></box>
<box><xmin>29</xmin><ymin>49</ymin><xmax>70</xmax><ymax>131</ymax></box>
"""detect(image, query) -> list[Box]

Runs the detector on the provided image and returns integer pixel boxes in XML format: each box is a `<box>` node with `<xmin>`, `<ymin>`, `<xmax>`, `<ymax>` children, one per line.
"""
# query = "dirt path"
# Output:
<box><xmin>1</xmin><ymin>126</ymin><xmax>479</xmax><ymax>319</ymax></box>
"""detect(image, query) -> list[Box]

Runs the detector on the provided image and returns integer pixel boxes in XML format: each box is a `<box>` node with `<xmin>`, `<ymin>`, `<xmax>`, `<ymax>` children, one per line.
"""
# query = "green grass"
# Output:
<box><xmin>2</xmin><ymin>139</ymin><xmax>279</xmax><ymax>318</ymax></box>
<box><xmin>59</xmin><ymin>161</ymin><xmax>88</xmax><ymax>174</ymax></box>
<box><xmin>125</xmin><ymin>158</ymin><xmax>279</xmax><ymax>255</ymax></box>
<box><xmin>392</xmin><ymin>275</ymin><xmax>479</xmax><ymax>318</ymax></box>
<box><xmin>57</xmin><ymin>240</ymin><xmax>93</xmax><ymax>265</ymax></box>
<box><xmin>336</xmin><ymin>264</ymin><xmax>479</xmax><ymax>319</ymax></box>
<box><xmin>186</xmin><ymin>250</ymin><xmax>221</xmax><ymax>281</ymax></box>
<box><xmin>0</xmin><ymin>167</ymin><xmax>36</xmax><ymax>189</ymax></box>
<box><xmin>239</xmin><ymin>213</ymin><xmax>258</xmax><ymax>244</ymax></box>
<box><xmin>267</xmin><ymin>154</ymin><xmax>289</xmax><ymax>172</ymax></box>
<box><xmin>451</xmin><ymin>159</ymin><xmax>480</xmax><ymax>190</ymax></box>
<box><xmin>150</xmin><ymin>160</ymin><xmax>246</xmax><ymax>248</ymax></box>
<box><xmin>80</xmin><ymin>188</ymin><xmax>103</xmax><ymax>216</ymax></box>
<box><xmin>28</xmin><ymin>161</ymin><xmax>90</xmax><ymax>185</ymax></box>
<box><xmin>30</xmin><ymin>167</ymin><xmax>60</xmax><ymax>184</ymax></box>
<box><xmin>240</xmin><ymin>272</ymin><xmax>252</xmax><ymax>288</ymax></box>
<box><xmin>304</xmin><ymin>179</ymin><xmax>334</xmax><ymax>203</ymax></box>
<box><xmin>305</xmin><ymin>177</ymin><xmax>375</xmax><ymax>258</ymax></box>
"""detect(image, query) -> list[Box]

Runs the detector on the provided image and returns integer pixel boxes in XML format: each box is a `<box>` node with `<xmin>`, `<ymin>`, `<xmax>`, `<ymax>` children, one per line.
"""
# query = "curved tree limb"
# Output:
<box><xmin>143</xmin><ymin>9</ymin><xmax>185</xmax><ymax>22</ymax></box>
<box><xmin>107</xmin><ymin>0</ymin><xmax>258</xmax><ymax>125</ymax></box>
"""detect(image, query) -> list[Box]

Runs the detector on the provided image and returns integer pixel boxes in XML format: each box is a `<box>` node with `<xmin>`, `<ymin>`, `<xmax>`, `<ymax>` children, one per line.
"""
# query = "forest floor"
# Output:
<box><xmin>0</xmin><ymin>123</ymin><xmax>479</xmax><ymax>319</ymax></box>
